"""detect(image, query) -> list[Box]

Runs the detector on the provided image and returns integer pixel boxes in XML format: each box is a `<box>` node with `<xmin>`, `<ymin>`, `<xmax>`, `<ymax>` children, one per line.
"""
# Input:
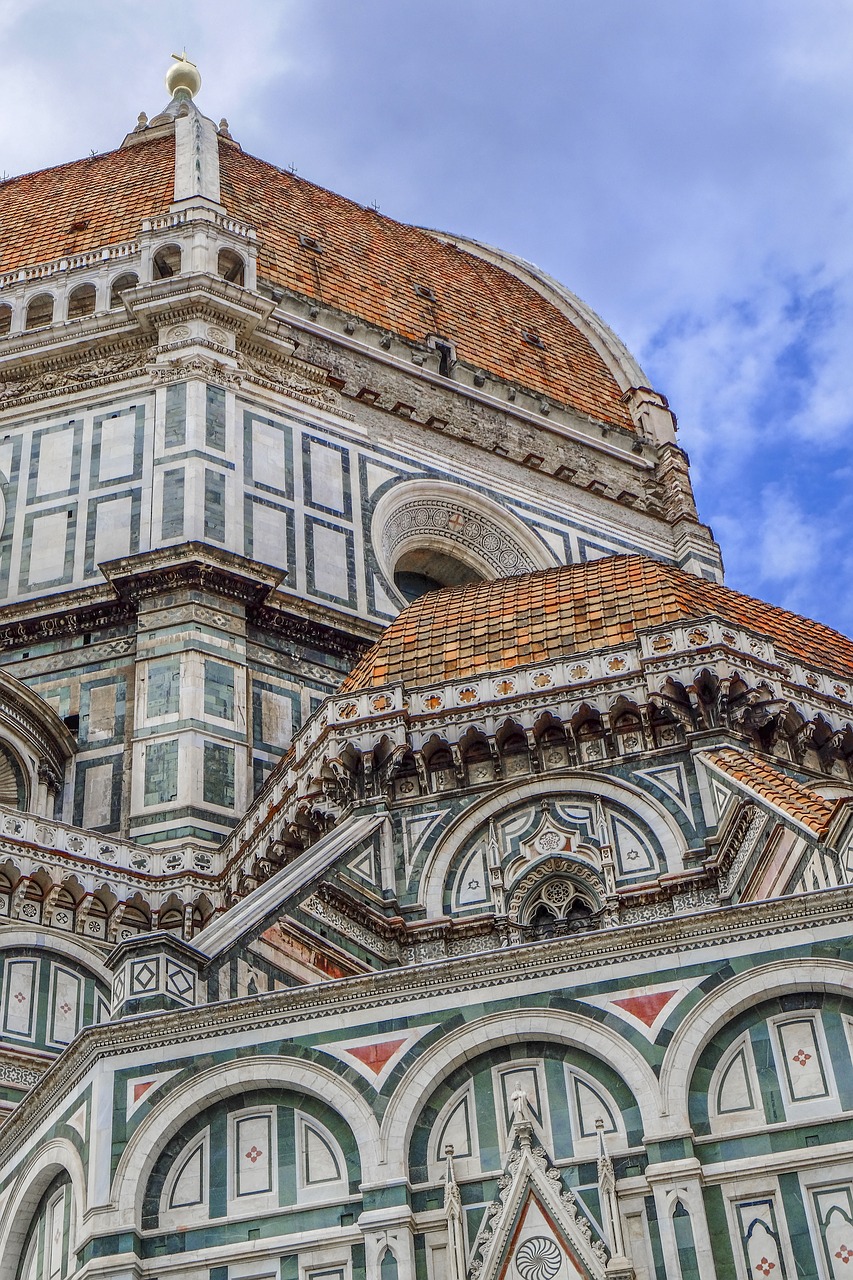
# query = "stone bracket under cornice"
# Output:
<box><xmin>124</xmin><ymin>273</ymin><xmax>272</xmax><ymax>339</ymax></box>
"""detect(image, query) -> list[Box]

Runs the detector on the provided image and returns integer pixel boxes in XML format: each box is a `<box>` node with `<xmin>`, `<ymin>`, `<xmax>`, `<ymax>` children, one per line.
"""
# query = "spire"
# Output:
<box><xmin>444</xmin><ymin>1146</ymin><xmax>467</xmax><ymax>1280</ymax></box>
<box><xmin>595</xmin><ymin>1118</ymin><xmax>634</xmax><ymax>1277</ymax></box>
<box><xmin>160</xmin><ymin>52</ymin><xmax>222</xmax><ymax>207</ymax></box>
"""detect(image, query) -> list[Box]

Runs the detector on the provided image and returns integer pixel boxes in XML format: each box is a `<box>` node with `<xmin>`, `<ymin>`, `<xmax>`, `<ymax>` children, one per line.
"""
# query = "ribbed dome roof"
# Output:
<box><xmin>218</xmin><ymin>144</ymin><xmax>634</xmax><ymax>428</ymax></box>
<box><xmin>0</xmin><ymin>130</ymin><xmax>634</xmax><ymax>429</ymax></box>
<box><xmin>342</xmin><ymin>554</ymin><xmax>853</xmax><ymax>691</ymax></box>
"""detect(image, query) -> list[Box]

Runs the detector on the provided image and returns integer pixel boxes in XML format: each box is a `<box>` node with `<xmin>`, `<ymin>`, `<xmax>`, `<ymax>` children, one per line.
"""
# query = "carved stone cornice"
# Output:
<box><xmin>0</xmin><ymin>585</ymin><xmax>134</xmax><ymax>650</ymax></box>
<box><xmin>147</xmin><ymin>353</ymin><xmax>242</xmax><ymax>389</ymax></box>
<box><xmin>237</xmin><ymin>346</ymin><xmax>351</xmax><ymax>418</ymax></box>
<box><xmin>2</xmin><ymin>885</ymin><xmax>851</xmax><ymax>1166</ymax></box>
<box><xmin>100</xmin><ymin>542</ymin><xmax>286</xmax><ymax>608</ymax></box>
<box><xmin>250</xmin><ymin>602</ymin><xmax>375</xmax><ymax>663</ymax></box>
<box><xmin>0</xmin><ymin>338</ymin><xmax>155</xmax><ymax>412</ymax></box>
<box><xmin>125</xmin><ymin>273</ymin><xmax>274</xmax><ymax>338</ymax></box>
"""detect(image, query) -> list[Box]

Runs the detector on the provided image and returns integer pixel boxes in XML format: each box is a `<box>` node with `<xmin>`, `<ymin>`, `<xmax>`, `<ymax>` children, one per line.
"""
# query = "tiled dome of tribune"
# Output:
<box><xmin>342</xmin><ymin>553</ymin><xmax>853</xmax><ymax>693</ymax></box>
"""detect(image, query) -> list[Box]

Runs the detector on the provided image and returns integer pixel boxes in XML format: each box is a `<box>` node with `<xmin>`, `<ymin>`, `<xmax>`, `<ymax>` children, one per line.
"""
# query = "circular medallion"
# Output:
<box><xmin>515</xmin><ymin>1236</ymin><xmax>562</xmax><ymax>1280</ymax></box>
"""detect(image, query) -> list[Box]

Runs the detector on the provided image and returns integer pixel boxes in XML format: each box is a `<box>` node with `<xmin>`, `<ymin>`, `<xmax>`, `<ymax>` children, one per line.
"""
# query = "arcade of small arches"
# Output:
<box><xmin>289</xmin><ymin>667</ymin><xmax>853</xmax><ymax>836</ymax></box>
<box><xmin>0</xmin><ymin>245</ymin><xmax>247</xmax><ymax>338</ymax></box>
<box><xmin>0</xmin><ymin>864</ymin><xmax>214</xmax><ymax>943</ymax></box>
<box><xmin>3</xmin><ymin>972</ymin><xmax>851</xmax><ymax>1279</ymax></box>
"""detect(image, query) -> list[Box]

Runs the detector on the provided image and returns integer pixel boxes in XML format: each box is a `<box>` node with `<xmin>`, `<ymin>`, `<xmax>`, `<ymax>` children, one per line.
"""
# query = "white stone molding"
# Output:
<box><xmin>110</xmin><ymin>1055</ymin><xmax>381</xmax><ymax>1227</ymax></box>
<box><xmin>417</xmin><ymin>774</ymin><xmax>687</xmax><ymax>916</ymax></box>
<box><xmin>0</xmin><ymin>1136</ymin><xmax>87</xmax><ymax>1280</ymax></box>
<box><xmin>377</xmin><ymin>1010</ymin><xmax>663</xmax><ymax>1175</ymax></box>
<box><xmin>0</xmin><ymin>930</ymin><xmax>111</xmax><ymax>985</ymax></box>
<box><xmin>173</xmin><ymin>107</ymin><xmax>221</xmax><ymax>205</ymax></box>
<box><xmin>647</xmin><ymin>1173</ymin><xmax>716</xmax><ymax>1280</ymax></box>
<box><xmin>657</xmin><ymin>957</ymin><xmax>853</xmax><ymax>1134</ymax></box>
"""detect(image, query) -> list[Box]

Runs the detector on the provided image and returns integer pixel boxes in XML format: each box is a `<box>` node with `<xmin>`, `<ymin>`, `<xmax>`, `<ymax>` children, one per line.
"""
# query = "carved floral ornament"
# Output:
<box><xmin>0</xmin><ymin>330</ymin><xmax>347</xmax><ymax>416</ymax></box>
<box><xmin>0</xmin><ymin>347</ymin><xmax>152</xmax><ymax>408</ymax></box>
<box><xmin>382</xmin><ymin>499</ymin><xmax>536</xmax><ymax>578</ymax></box>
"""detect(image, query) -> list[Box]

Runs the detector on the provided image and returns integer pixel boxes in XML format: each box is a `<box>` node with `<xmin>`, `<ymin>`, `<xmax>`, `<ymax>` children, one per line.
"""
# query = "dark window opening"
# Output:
<box><xmin>521</xmin><ymin>328</ymin><xmax>545</xmax><ymax>349</ymax></box>
<box><xmin>218</xmin><ymin>248</ymin><xmax>245</xmax><ymax>285</ymax></box>
<box><xmin>0</xmin><ymin>304</ymin><xmax>11</xmax><ymax>336</ymax></box>
<box><xmin>67</xmin><ymin>283</ymin><xmax>96</xmax><ymax>320</ymax></box>
<box><xmin>435</xmin><ymin>341</ymin><xmax>454</xmax><ymax>377</ymax></box>
<box><xmin>393</xmin><ymin>547</ymin><xmax>483</xmax><ymax>603</ymax></box>
<box><xmin>153</xmin><ymin>245</ymin><xmax>182</xmax><ymax>279</ymax></box>
<box><xmin>110</xmin><ymin>273</ymin><xmax>138</xmax><ymax>308</ymax></box>
<box><xmin>25</xmin><ymin>294</ymin><xmax>54</xmax><ymax>330</ymax></box>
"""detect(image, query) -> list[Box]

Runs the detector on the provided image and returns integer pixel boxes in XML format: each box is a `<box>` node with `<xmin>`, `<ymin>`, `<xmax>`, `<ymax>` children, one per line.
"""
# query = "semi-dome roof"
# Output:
<box><xmin>0</xmin><ymin>129</ymin><xmax>635</xmax><ymax>429</ymax></box>
<box><xmin>342</xmin><ymin>553</ymin><xmax>853</xmax><ymax>691</ymax></box>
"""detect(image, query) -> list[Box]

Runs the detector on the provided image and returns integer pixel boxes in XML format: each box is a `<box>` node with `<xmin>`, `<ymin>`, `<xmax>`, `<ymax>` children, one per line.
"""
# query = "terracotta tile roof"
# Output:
<box><xmin>342</xmin><ymin>553</ymin><xmax>853</xmax><ymax>691</ymax></box>
<box><xmin>218</xmin><ymin>143</ymin><xmax>633</xmax><ymax>429</ymax></box>
<box><xmin>702</xmin><ymin>747</ymin><xmax>839</xmax><ymax>836</ymax></box>
<box><xmin>0</xmin><ymin>131</ymin><xmax>634</xmax><ymax>429</ymax></box>
<box><xmin>0</xmin><ymin>134</ymin><xmax>175</xmax><ymax>274</ymax></box>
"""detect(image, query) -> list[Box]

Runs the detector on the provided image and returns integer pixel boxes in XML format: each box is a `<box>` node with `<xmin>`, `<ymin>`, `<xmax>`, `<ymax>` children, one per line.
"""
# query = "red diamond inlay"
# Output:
<box><xmin>244</xmin><ymin>1145</ymin><xmax>263</xmax><ymax>1163</ymax></box>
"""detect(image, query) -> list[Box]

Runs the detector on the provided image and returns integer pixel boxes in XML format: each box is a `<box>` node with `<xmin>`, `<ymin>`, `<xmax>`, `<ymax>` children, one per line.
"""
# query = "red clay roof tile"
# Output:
<box><xmin>0</xmin><ymin>134</ymin><xmax>175</xmax><ymax>274</ymax></box>
<box><xmin>704</xmin><ymin>747</ymin><xmax>840</xmax><ymax>836</ymax></box>
<box><xmin>342</xmin><ymin>554</ymin><xmax>853</xmax><ymax>691</ymax></box>
<box><xmin>0</xmin><ymin>131</ymin><xmax>635</xmax><ymax>428</ymax></box>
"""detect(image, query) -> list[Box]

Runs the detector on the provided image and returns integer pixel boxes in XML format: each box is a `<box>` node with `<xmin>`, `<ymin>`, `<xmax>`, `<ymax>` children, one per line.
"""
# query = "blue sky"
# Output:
<box><xmin>1</xmin><ymin>1</ymin><xmax>851</xmax><ymax>635</ymax></box>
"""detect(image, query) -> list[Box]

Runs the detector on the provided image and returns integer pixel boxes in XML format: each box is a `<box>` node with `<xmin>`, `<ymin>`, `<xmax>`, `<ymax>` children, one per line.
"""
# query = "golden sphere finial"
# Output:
<box><xmin>165</xmin><ymin>50</ymin><xmax>201</xmax><ymax>100</ymax></box>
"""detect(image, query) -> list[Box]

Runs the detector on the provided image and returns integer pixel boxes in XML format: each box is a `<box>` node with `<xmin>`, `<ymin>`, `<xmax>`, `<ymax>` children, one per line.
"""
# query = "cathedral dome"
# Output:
<box><xmin>0</xmin><ymin>130</ymin><xmax>640</xmax><ymax>430</ymax></box>
<box><xmin>342</xmin><ymin>553</ymin><xmax>853</xmax><ymax>692</ymax></box>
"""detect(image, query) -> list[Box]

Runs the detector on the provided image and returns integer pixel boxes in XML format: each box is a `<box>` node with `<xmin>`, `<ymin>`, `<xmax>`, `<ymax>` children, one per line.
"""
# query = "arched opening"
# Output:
<box><xmin>50</xmin><ymin>886</ymin><xmax>78</xmax><ymax>932</ymax></box>
<box><xmin>15</xmin><ymin>1172</ymin><xmax>74</xmax><ymax>1280</ymax></box>
<box><xmin>497</xmin><ymin>721</ymin><xmax>530</xmax><ymax>778</ymax></box>
<box><xmin>524</xmin><ymin>880</ymin><xmax>596</xmax><ymax>938</ymax></box>
<box><xmin>66</xmin><ymin>283</ymin><xmax>96</xmax><ymax>320</ymax></box>
<box><xmin>0</xmin><ymin>303</ymin><xmax>12</xmax><ymax>336</ymax></box>
<box><xmin>159</xmin><ymin>904</ymin><xmax>184</xmax><ymax>935</ymax></box>
<box><xmin>460</xmin><ymin>729</ymin><xmax>494</xmax><ymax>786</ymax></box>
<box><xmin>393</xmin><ymin>547</ymin><xmax>483</xmax><ymax>603</ymax></box>
<box><xmin>153</xmin><ymin>245</ymin><xmax>182</xmax><ymax>279</ymax></box>
<box><xmin>109</xmin><ymin>272</ymin><xmax>138</xmax><ymax>308</ymax></box>
<box><xmin>120</xmin><ymin>899</ymin><xmax>152</xmax><ymax>938</ymax></box>
<box><xmin>25</xmin><ymin>294</ymin><xmax>54</xmax><ymax>330</ymax></box>
<box><xmin>217</xmin><ymin>248</ymin><xmax>245</xmax><ymax>285</ymax></box>
<box><xmin>84</xmin><ymin>894</ymin><xmax>109</xmax><ymax>940</ymax></box>
<box><xmin>19</xmin><ymin>878</ymin><xmax>44</xmax><ymax>925</ymax></box>
<box><xmin>424</xmin><ymin>739</ymin><xmax>455</xmax><ymax>793</ymax></box>
<box><xmin>0</xmin><ymin>744</ymin><xmax>27</xmax><ymax>809</ymax></box>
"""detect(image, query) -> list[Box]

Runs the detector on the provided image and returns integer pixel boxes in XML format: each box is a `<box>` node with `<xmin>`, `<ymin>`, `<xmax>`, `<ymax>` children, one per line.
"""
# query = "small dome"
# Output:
<box><xmin>341</xmin><ymin>554</ymin><xmax>853</xmax><ymax>692</ymax></box>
